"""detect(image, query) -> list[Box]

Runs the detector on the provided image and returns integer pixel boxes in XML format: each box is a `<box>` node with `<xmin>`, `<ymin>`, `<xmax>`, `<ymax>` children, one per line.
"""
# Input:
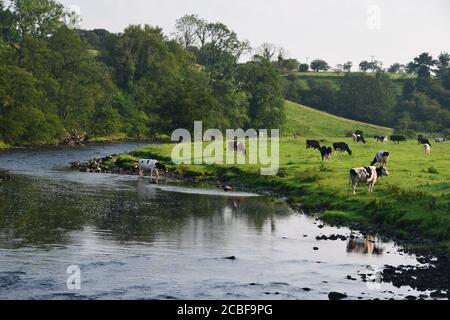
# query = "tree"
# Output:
<box><xmin>310</xmin><ymin>59</ymin><xmax>330</xmax><ymax>72</ymax></box>
<box><xmin>388</xmin><ymin>63</ymin><xmax>401</xmax><ymax>74</ymax></box>
<box><xmin>238</xmin><ymin>60</ymin><xmax>285</xmax><ymax>129</ymax></box>
<box><xmin>333</xmin><ymin>66</ymin><xmax>343</xmax><ymax>76</ymax></box>
<box><xmin>173</xmin><ymin>14</ymin><xmax>200</xmax><ymax>49</ymax></box>
<box><xmin>255</xmin><ymin>43</ymin><xmax>277</xmax><ymax>61</ymax></box>
<box><xmin>343</xmin><ymin>62</ymin><xmax>353</xmax><ymax>72</ymax></box>
<box><xmin>338</xmin><ymin>73</ymin><xmax>397</xmax><ymax>125</ymax></box>
<box><xmin>299</xmin><ymin>63</ymin><xmax>309</xmax><ymax>72</ymax></box>
<box><xmin>368</xmin><ymin>60</ymin><xmax>383</xmax><ymax>72</ymax></box>
<box><xmin>437</xmin><ymin>52</ymin><xmax>450</xmax><ymax>71</ymax></box>
<box><xmin>359</xmin><ymin>60</ymin><xmax>370</xmax><ymax>73</ymax></box>
<box><xmin>408</xmin><ymin>52</ymin><xmax>437</xmax><ymax>78</ymax></box>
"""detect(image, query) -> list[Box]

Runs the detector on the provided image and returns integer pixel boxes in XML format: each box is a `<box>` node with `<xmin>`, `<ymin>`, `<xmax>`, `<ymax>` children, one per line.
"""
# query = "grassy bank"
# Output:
<box><xmin>0</xmin><ymin>141</ymin><xmax>10</xmax><ymax>151</ymax></box>
<box><xmin>82</xmin><ymin>101</ymin><xmax>449</xmax><ymax>251</ymax></box>
<box><xmin>113</xmin><ymin>138</ymin><xmax>449</xmax><ymax>252</ymax></box>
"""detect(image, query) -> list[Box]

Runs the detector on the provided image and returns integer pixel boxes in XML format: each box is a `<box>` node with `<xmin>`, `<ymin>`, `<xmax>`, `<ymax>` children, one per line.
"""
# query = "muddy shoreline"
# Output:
<box><xmin>69</xmin><ymin>155</ymin><xmax>449</xmax><ymax>298</ymax></box>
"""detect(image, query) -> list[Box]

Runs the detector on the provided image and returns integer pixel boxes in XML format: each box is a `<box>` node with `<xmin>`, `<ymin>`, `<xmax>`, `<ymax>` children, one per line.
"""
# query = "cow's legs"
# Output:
<box><xmin>352</xmin><ymin>182</ymin><xmax>357</xmax><ymax>195</ymax></box>
<box><xmin>139</xmin><ymin>166</ymin><xmax>144</xmax><ymax>177</ymax></box>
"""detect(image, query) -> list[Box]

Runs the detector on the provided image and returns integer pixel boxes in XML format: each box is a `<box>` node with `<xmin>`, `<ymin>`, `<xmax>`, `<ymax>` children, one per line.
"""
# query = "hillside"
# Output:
<box><xmin>282</xmin><ymin>100</ymin><xmax>393</xmax><ymax>138</ymax></box>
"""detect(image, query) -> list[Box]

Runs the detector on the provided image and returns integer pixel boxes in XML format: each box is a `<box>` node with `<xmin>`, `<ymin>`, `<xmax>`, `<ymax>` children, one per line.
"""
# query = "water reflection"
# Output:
<box><xmin>347</xmin><ymin>237</ymin><xmax>384</xmax><ymax>255</ymax></box>
<box><xmin>0</xmin><ymin>175</ymin><xmax>289</xmax><ymax>248</ymax></box>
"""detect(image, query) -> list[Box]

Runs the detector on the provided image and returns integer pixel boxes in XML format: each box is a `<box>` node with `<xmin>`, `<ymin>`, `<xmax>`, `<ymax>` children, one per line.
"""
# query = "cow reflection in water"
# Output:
<box><xmin>347</xmin><ymin>236</ymin><xmax>384</xmax><ymax>255</ymax></box>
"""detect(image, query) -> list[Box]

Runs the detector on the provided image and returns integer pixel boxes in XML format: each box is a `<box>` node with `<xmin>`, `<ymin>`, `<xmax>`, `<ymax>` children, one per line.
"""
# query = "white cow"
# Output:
<box><xmin>424</xmin><ymin>144</ymin><xmax>431</xmax><ymax>156</ymax></box>
<box><xmin>138</xmin><ymin>159</ymin><xmax>168</xmax><ymax>179</ymax></box>
<box><xmin>349</xmin><ymin>166</ymin><xmax>390</xmax><ymax>195</ymax></box>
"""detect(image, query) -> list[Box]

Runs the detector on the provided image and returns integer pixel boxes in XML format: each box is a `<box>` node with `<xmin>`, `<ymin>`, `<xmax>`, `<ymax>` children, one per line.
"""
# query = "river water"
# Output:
<box><xmin>0</xmin><ymin>143</ymin><xmax>430</xmax><ymax>300</ymax></box>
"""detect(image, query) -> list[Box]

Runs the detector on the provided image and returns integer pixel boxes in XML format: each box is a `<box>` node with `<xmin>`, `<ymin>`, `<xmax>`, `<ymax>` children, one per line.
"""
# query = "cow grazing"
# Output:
<box><xmin>424</xmin><ymin>144</ymin><xmax>431</xmax><ymax>156</ymax></box>
<box><xmin>319</xmin><ymin>146</ymin><xmax>333</xmax><ymax>161</ymax></box>
<box><xmin>374</xmin><ymin>136</ymin><xmax>388</xmax><ymax>143</ymax></box>
<box><xmin>435</xmin><ymin>138</ymin><xmax>446</xmax><ymax>143</ymax></box>
<box><xmin>306</xmin><ymin>140</ymin><xmax>321</xmax><ymax>150</ymax></box>
<box><xmin>228</xmin><ymin>141</ymin><xmax>246</xmax><ymax>155</ymax></box>
<box><xmin>390</xmin><ymin>135</ymin><xmax>406</xmax><ymax>144</ymax></box>
<box><xmin>349</xmin><ymin>166</ymin><xmax>390</xmax><ymax>195</ymax></box>
<box><xmin>356</xmin><ymin>135</ymin><xmax>366</xmax><ymax>144</ymax></box>
<box><xmin>371</xmin><ymin>151</ymin><xmax>390</xmax><ymax>167</ymax></box>
<box><xmin>333</xmin><ymin>142</ymin><xmax>352</xmax><ymax>155</ymax></box>
<box><xmin>138</xmin><ymin>159</ymin><xmax>168</xmax><ymax>179</ymax></box>
<box><xmin>352</xmin><ymin>134</ymin><xmax>366</xmax><ymax>144</ymax></box>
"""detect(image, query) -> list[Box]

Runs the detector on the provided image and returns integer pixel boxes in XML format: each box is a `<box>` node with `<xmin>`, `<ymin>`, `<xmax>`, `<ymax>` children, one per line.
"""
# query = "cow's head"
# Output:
<box><xmin>377</xmin><ymin>167</ymin><xmax>390</xmax><ymax>177</ymax></box>
<box><xmin>156</xmin><ymin>162</ymin><xmax>169</xmax><ymax>173</ymax></box>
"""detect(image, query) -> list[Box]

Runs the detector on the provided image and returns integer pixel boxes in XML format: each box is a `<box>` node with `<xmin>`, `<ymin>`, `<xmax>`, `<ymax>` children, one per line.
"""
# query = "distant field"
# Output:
<box><xmin>282</xmin><ymin>100</ymin><xmax>393</xmax><ymax>138</ymax></box>
<box><xmin>291</xmin><ymin>72</ymin><xmax>417</xmax><ymax>80</ymax></box>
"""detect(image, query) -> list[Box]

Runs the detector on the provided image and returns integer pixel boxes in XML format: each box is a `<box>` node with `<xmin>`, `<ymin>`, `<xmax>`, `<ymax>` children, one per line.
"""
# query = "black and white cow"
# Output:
<box><xmin>333</xmin><ymin>142</ymin><xmax>352</xmax><ymax>155</ymax></box>
<box><xmin>138</xmin><ymin>159</ymin><xmax>168</xmax><ymax>179</ymax></box>
<box><xmin>228</xmin><ymin>141</ymin><xmax>246</xmax><ymax>155</ymax></box>
<box><xmin>349</xmin><ymin>166</ymin><xmax>390</xmax><ymax>195</ymax></box>
<box><xmin>419</xmin><ymin>138</ymin><xmax>431</xmax><ymax>146</ymax></box>
<box><xmin>371</xmin><ymin>151</ymin><xmax>390</xmax><ymax>167</ymax></box>
<box><xmin>435</xmin><ymin>138</ymin><xmax>446</xmax><ymax>143</ymax></box>
<box><xmin>319</xmin><ymin>146</ymin><xmax>333</xmax><ymax>161</ymax></box>
<box><xmin>374</xmin><ymin>136</ymin><xmax>388</xmax><ymax>143</ymax></box>
<box><xmin>306</xmin><ymin>140</ymin><xmax>321</xmax><ymax>150</ymax></box>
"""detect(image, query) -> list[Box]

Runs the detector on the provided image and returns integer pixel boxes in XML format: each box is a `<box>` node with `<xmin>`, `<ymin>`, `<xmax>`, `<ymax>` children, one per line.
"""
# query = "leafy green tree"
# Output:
<box><xmin>310</xmin><ymin>59</ymin><xmax>330</xmax><ymax>72</ymax></box>
<box><xmin>359</xmin><ymin>60</ymin><xmax>370</xmax><ymax>73</ymax></box>
<box><xmin>299</xmin><ymin>63</ymin><xmax>309</xmax><ymax>72</ymax></box>
<box><xmin>388</xmin><ymin>63</ymin><xmax>401</xmax><ymax>74</ymax></box>
<box><xmin>343</xmin><ymin>62</ymin><xmax>353</xmax><ymax>72</ymax></box>
<box><xmin>238</xmin><ymin>60</ymin><xmax>285</xmax><ymax>129</ymax></box>
<box><xmin>338</xmin><ymin>73</ymin><xmax>396</xmax><ymax>125</ymax></box>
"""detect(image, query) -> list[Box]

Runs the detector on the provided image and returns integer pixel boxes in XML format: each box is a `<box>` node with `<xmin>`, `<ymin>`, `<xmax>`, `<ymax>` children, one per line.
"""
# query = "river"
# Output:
<box><xmin>0</xmin><ymin>143</ymin><xmax>430</xmax><ymax>300</ymax></box>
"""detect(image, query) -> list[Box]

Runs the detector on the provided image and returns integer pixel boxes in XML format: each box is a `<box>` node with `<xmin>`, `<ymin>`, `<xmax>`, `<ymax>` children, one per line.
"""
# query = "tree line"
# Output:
<box><xmin>0</xmin><ymin>3</ymin><xmax>284</xmax><ymax>145</ymax></box>
<box><xmin>283</xmin><ymin>52</ymin><xmax>450</xmax><ymax>136</ymax></box>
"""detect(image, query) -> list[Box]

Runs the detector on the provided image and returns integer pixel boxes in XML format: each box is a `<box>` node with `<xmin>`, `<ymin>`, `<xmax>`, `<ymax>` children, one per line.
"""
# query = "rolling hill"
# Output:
<box><xmin>282</xmin><ymin>100</ymin><xmax>393</xmax><ymax>138</ymax></box>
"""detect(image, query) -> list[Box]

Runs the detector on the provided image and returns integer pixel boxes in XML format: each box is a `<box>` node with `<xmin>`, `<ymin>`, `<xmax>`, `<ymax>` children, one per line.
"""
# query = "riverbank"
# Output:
<box><xmin>0</xmin><ymin>141</ymin><xmax>10</xmax><ymax>151</ymax></box>
<box><xmin>83</xmin><ymin>140</ymin><xmax>450</xmax><ymax>254</ymax></box>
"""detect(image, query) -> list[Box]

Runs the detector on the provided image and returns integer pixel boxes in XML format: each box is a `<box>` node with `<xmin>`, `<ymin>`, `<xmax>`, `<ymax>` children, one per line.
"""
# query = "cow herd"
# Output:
<box><xmin>306</xmin><ymin>131</ymin><xmax>447</xmax><ymax>195</ymax></box>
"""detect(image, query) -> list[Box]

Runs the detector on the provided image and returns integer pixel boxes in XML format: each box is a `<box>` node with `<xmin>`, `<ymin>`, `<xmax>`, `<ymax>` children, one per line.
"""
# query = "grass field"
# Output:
<box><xmin>291</xmin><ymin>72</ymin><xmax>417</xmax><ymax>80</ymax></box>
<box><xmin>283</xmin><ymin>100</ymin><xmax>393</xmax><ymax>137</ymax></box>
<box><xmin>104</xmin><ymin>101</ymin><xmax>450</xmax><ymax>251</ymax></box>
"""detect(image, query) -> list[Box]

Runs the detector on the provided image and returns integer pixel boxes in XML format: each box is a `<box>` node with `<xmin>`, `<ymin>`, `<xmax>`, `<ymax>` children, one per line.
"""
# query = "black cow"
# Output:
<box><xmin>306</xmin><ymin>140</ymin><xmax>321</xmax><ymax>150</ymax></box>
<box><xmin>319</xmin><ymin>146</ymin><xmax>333</xmax><ymax>161</ymax></box>
<box><xmin>333</xmin><ymin>142</ymin><xmax>352</xmax><ymax>155</ymax></box>
<box><xmin>390</xmin><ymin>135</ymin><xmax>406</xmax><ymax>144</ymax></box>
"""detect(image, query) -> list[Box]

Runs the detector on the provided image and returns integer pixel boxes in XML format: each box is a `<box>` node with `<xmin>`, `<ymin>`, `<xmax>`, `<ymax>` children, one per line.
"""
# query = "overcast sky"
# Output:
<box><xmin>60</xmin><ymin>0</ymin><xmax>449</xmax><ymax>68</ymax></box>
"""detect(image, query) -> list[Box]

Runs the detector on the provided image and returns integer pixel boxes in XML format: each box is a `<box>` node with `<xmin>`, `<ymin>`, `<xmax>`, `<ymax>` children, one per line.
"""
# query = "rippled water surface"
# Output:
<box><xmin>0</xmin><ymin>144</ymin><xmax>428</xmax><ymax>300</ymax></box>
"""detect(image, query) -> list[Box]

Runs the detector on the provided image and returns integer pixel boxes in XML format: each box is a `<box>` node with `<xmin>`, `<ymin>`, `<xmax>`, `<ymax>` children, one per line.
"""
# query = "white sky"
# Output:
<box><xmin>60</xmin><ymin>0</ymin><xmax>450</xmax><ymax>68</ymax></box>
